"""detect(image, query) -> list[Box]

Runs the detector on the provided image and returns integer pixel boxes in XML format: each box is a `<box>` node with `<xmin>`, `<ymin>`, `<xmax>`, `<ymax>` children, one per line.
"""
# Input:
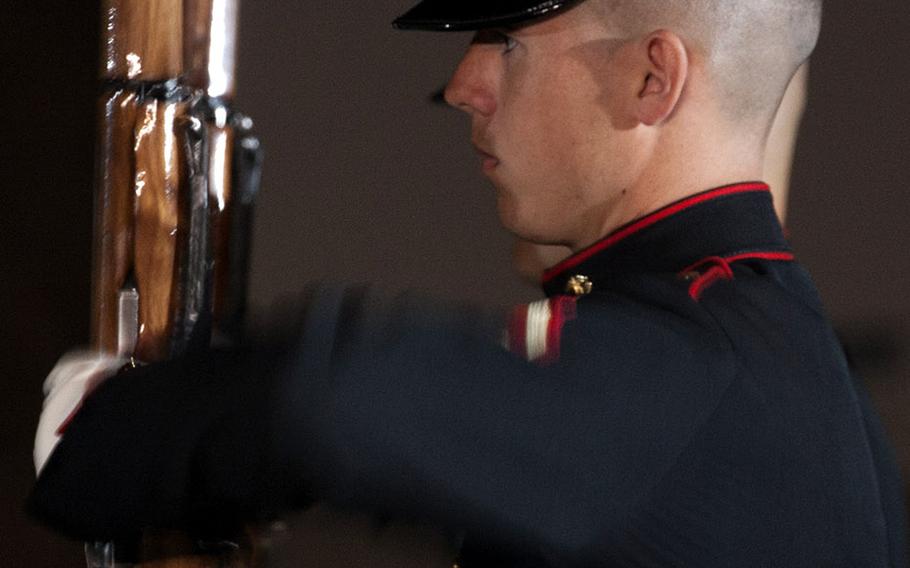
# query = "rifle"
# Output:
<box><xmin>86</xmin><ymin>0</ymin><xmax>262</xmax><ymax>565</ymax></box>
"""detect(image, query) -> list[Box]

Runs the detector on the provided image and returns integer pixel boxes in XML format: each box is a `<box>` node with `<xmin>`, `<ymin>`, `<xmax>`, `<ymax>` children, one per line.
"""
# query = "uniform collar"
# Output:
<box><xmin>541</xmin><ymin>182</ymin><xmax>790</xmax><ymax>297</ymax></box>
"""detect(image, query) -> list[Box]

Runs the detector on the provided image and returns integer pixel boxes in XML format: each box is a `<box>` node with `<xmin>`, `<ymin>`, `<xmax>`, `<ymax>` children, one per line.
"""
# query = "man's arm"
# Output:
<box><xmin>30</xmin><ymin>287</ymin><xmax>732</xmax><ymax>562</ymax></box>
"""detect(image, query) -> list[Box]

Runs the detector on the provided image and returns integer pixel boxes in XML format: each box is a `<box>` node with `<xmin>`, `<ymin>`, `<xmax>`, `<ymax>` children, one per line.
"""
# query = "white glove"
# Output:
<box><xmin>34</xmin><ymin>351</ymin><xmax>127</xmax><ymax>476</ymax></box>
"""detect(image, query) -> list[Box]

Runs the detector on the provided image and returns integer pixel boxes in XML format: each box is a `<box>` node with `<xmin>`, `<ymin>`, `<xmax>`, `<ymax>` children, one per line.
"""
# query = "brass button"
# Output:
<box><xmin>565</xmin><ymin>275</ymin><xmax>593</xmax><ymax>296</ymax></box>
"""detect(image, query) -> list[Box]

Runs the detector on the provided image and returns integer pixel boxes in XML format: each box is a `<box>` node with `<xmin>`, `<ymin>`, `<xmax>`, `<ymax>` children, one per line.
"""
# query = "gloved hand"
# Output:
<box><xmin>34</xmin><ymin>351</ymin><xmax>127</xmax><ymax>476</ymax></box>
<box><xmin>28</xmin><ymin>344</ymin><xmax>294</xmax><ymax>542</ymax></box>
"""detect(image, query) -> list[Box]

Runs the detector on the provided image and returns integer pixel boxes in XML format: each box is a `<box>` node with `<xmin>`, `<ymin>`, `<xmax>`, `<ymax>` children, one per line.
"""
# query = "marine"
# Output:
<box><xmin>30</xmin><ymin>1</ymin><xmax>908</xmax><ymax>566</ymax></box>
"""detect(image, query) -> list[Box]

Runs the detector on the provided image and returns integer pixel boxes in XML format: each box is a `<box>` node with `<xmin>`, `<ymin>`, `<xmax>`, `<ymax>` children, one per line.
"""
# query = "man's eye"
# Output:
<box><xmin>470</xmin><ymin>30</ymin><xmax>519</xmax><ymax>53</ymax></box>
<box><xmin>500</xmin><ymin>34</ymin><xmax>518</xmax><ymax>54</ymax></box>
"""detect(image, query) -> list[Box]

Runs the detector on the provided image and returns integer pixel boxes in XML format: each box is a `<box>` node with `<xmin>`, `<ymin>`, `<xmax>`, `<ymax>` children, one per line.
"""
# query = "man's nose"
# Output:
<box><xmin>444</xmin><ymin>45</ymin><xmax>498</xmax><ymax>117</ymax></box>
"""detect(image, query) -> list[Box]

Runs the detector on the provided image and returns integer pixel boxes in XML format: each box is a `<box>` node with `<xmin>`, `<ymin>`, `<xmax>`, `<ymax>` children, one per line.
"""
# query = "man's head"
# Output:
<box><xmin>590</xmin><ymin>1</ymin><xmax>822</xmax><ymax>124</ymax></box>
<box><xmin>399</xmin><ymin>1</ymin><xmax>822</xmax><ymax>249</ymax></box>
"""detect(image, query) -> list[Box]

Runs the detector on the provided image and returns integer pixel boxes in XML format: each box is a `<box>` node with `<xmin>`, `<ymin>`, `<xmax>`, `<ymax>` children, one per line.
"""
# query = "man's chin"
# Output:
<box><xmin>495</xmin><ymin>194</ymin><xmax>524</xmax><ymax>236</ymax></box>
<box><xmin>497</xmin><ymin>204</ymin><xmax>560</xmax><ymax>247</ymax></box>
<box><xmin>493</xmin><ymin>187</ymin><xmax>576</xmax><ymax>244</ymax></box>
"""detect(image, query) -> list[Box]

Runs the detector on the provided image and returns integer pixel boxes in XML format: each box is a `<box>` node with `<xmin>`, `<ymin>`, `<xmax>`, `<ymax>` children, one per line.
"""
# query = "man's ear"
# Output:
<box><xmin>636</xmin><ymin>30</ymin><xmax>689</xmax><ymax>126</ymax></box>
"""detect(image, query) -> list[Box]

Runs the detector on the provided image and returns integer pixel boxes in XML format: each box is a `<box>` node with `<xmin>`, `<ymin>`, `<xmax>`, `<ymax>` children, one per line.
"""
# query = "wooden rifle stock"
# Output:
<box><xmin>88</xmin><ymin>0</ymin><xmax>262</xmax><ymax>566</ymax></box>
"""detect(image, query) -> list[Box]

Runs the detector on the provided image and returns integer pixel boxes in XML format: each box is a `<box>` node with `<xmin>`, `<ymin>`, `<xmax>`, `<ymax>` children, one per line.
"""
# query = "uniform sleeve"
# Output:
<box><xmin>266</xmin><ymin>287</ymin><xmax>735</xmax><ymax>561</ymax></box>
<box><xmin>29</xmin><ymin>287</ymin><xmax>733</xmax><ymax>563</ymax></box>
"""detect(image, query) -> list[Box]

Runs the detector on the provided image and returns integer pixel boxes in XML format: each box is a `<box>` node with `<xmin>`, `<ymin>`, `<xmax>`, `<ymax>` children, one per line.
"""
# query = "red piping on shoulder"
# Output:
<box><xmin>682</xmin><ymin>251</ymin><xmax>795</xmax><ymax>301</ymax></box>
<box><xmin>543</xmin><ymin>182</ymin><xmax>770</xmax><ymax>284</ymax></box>
<box><xmin>722</xmin><ymin>251</ymin><xmax>795</xmax><ymax>264</ymax></box>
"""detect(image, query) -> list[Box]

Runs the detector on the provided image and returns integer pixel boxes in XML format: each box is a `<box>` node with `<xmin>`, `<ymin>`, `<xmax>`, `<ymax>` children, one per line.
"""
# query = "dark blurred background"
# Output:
<box><xmin>2</xmin><ymin>1</ymin><xmax>909</xmax><ymax>566</ymax></box>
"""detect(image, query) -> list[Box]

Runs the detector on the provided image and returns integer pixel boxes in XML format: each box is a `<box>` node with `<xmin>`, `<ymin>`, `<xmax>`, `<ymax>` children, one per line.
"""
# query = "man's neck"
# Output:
<box><xmin>571</xmin><ymin>140</ymin><xmax>766</xmax><ymax>253</ymax></box>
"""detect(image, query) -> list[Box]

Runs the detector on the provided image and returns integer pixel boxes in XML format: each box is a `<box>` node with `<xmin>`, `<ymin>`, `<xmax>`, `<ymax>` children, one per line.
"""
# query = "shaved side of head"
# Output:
<box><xmin>587</xmin><ymin>0</ymin><xmax>822</xmax><ymax>127</ymax></box>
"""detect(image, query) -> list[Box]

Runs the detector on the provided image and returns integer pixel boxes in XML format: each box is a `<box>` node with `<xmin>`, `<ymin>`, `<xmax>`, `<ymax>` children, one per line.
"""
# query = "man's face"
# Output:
<box><xmin>445</xmin><ymin>8</ymin><xmax>643</xmax><ymax>249</ymax></box>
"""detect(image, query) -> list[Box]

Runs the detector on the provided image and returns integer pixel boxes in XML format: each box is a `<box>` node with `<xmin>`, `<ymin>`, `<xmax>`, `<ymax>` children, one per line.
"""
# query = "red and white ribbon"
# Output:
<box><xmin>505</xmin><ymin>296</ymin><xmax>577</xmax><ymax>365</ymax></box>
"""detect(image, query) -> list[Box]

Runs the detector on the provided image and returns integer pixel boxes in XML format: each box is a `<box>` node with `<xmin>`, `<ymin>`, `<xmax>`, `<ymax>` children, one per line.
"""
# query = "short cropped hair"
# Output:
<box><xmin>590</xmin><ymin>0</ymin><xmax>822</xmax><ymax>123</ymax></box>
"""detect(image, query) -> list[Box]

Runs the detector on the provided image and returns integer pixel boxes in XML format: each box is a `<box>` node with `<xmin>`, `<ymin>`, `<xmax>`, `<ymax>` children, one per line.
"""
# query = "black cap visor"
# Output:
<box><xmin>393</xmin><ymin>0</ymin><xmax>587</xmax><ymax>31</ymax></box>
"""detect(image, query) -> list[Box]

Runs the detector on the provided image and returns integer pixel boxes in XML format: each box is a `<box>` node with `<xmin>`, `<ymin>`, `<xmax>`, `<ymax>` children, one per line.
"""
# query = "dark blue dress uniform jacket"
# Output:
<box><xmin>30</xmin><ymin>183</ymin><xmax>908</xmax><ymax>567</ymax></box>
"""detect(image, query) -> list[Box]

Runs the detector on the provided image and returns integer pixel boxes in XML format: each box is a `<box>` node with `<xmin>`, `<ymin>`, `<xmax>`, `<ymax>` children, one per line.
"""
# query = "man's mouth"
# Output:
<box><xmin>473</xmin><ymin>143</ymin><xmax>500</xmax><ymax>172</ymax></box>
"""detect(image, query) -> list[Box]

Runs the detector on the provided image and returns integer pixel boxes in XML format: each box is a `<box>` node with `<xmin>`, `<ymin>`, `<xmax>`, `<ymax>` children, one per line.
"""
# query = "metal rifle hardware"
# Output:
<box><xmin>86</xmin><ymin>1</ymin><xmax>261</xmax><ymax>566</ymax></box>
<box><xmin>221</xmin><ymin>114</ymin><xmax>262</xmax><ymax>343</ymax></box>
<box><xmin>171</xmin><ymin>107</ymin><xmax>213</xmax><ymax>357</ymax></box>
